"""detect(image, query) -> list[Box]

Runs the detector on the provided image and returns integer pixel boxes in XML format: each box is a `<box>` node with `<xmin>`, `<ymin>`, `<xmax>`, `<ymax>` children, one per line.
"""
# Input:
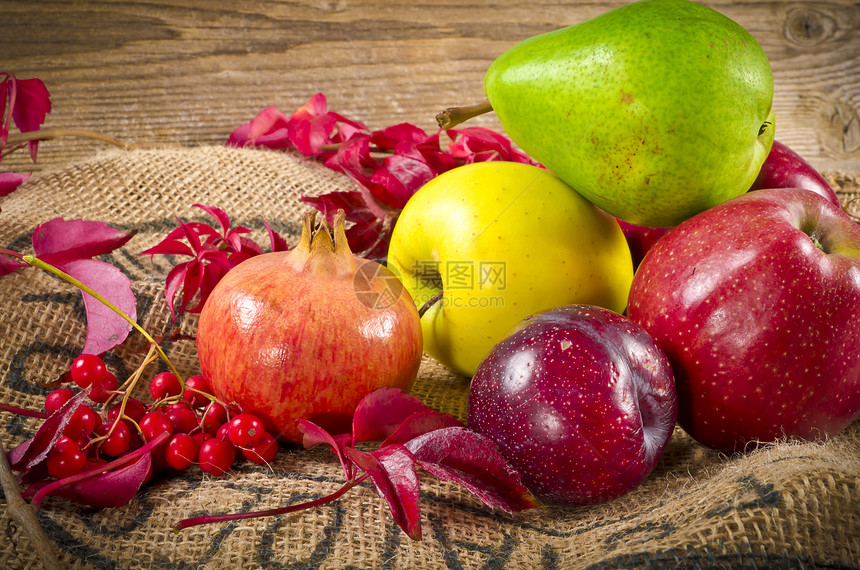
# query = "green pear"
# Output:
<box><xmin>482</xmin><ymin>0</ymin><xmax>774</xmax><ymax>228</ymax></box>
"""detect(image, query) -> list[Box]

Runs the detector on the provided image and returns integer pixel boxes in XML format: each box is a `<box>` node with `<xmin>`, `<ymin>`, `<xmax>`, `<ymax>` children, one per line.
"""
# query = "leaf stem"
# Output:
<box><xmin>0</xmin><ymin>248</ymin><xmax>24</xmax><ymax>260</ymax></box>
<box><xmin>174</xmin><ymin>474</ymin><xmax>368</xmax><ymax>531</ymax></box>
<box><xmin>0</xmin><ymin>402</ymin><xmax>49</xmax><ymax>419</ymax></box>
<box><xmin>2</xmin><ymin>127</ymin><xmax>177</xmax><ymax>153</ymax></box>
<box><xmin>436</xmin><ymin>100</ymin><xmax>494</xmax><ymax>129</ymax></box>
<box><xmin>21</xmin><ymin>255</ymin><xmax>184</xmax><ymax>384</ymax></box>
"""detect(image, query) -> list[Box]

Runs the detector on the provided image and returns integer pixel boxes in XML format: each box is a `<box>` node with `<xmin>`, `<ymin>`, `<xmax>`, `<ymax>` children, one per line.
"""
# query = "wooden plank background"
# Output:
<box><xmin>1</xmin><ymin>0</ymin><xmax>858</xmax><ymax>176</ymax></box>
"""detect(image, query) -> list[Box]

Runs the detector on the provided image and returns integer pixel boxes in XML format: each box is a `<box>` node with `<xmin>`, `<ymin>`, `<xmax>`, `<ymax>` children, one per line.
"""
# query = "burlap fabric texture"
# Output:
<box><xmin>1</xmin><ymin>145</ymin><xmax>858</xmax><ymax>569</ymax></box>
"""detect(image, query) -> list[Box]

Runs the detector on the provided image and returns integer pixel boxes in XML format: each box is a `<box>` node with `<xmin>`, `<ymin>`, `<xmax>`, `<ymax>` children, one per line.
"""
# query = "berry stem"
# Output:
<box><xmin>22</xmin><ymin>255</ymin><xmax>185</xmax><ymax>386</ymax></box>
<box><xmin>174</xmin><ymin>474</ymin><xmax>368</xmax><ymax>531</ymax></box>
<box><xmin>435</xmin><ymin>100</ymin><xmax>494</xmax><ymax>130</ymax></box>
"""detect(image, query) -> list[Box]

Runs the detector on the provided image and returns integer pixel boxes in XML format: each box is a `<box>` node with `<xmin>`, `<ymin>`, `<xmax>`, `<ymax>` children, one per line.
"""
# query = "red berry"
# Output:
<box><xmin>227</xmin><ymin>413</ymin><xmax>266</xmax><ymax>448</ymax></box>
<box><xmin>182</xmin><ymin>375</ymin><xmax>212</xmax><ymax>408</ymax></box>
<box><xmin>53</xmin><ymin>435</ymin><xmax>80</xmax><ymax>455</ymax></box>
<box><xmin>96</xmin><ymin>421</ymin><xmax>133</xmax><ymax>457</ymax></box>
<box><xmin>191</xmin><ymin>431</ymin><xmax>212</xmax><ymax>446</ymax></box>
<box><xmin>84</xmin><ymin>457</ymin><xmax>109</xmax><ymax>472</ymax></box>
<box><xmin>216</xmin><ymin>422</ymin><xmax>231</xmax><ymax>442</ymax></box>
<box><xmin>165</xmin><ymin>433</ymin><xmax>200</xmax><ymax>470</ymax></box>
<box><xmin>89</xmin><ymin>371</ymin><xmax>119</xmax><ymax>404</ymax></box>
<box><xmin>63</xmin><ymin>405</ymin><xmax>100</xmax><ymax>439</ymax></box>
<box><xmin>47</xmin><ymin>445</ymin><xmax>87</xmax><ymax>479</ymax></box>
<box><xmin>198</xmin><ymin>438</ymin><xmax>235</xmax><ymax>476</ymax></box>
<box><xmin>150</xmin><ymin>372</ymin><xmax>182</xmax><ymax>401</ymax></box>
<box><xmin>139</xmin><ymin>411</ymin><xmax>174</xmax><ymax>442</ymax></box>
<box><xmin>242</xmin><ymin>433</ymin><xmax>279</xmax><ymax>465</ymax></box>
<box><xmin>45</xmin><ymin>388</ymin><xmax>75</xmax><ymax>414</ymax></box>
<box><xmin>69</xmin><ymin>354</ymin><xmax>107</xmax><ymax>389</ymax></box>
<box><xmin>107</xmin><ymin>398</ymin><xmax>147</xmax><ymax>424</ymax></box>
<box><xmin>164</xmin><ymin>403</ymin><xmax>198</xmax><ymax>434</ymax></box>
<box><xmin>201</xmin><ymin>402</ymin><xmax>228</xmax><ymax>435</ymax></box>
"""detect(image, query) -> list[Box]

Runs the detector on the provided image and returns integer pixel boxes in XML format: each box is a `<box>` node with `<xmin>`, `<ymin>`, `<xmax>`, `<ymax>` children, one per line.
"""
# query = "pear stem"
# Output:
<box><xmin>436</xmin><ymin>100</ymin><xmax>494</xmax><ymax>129</ymax></box>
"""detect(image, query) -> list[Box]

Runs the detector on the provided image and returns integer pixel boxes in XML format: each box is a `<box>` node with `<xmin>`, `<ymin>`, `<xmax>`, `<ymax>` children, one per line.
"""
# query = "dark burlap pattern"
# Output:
<box><xmin>1</xmin><ymin>146</ymin><xmax>858</xmax><ymax>569</ymax></box>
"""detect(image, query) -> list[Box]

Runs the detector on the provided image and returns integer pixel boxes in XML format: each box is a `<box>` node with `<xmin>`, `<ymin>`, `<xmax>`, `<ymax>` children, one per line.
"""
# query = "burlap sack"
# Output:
<box><xmin>1</xmin><ymin>145</ymin><xmax>858</xmax><ymax>569</ymax></box>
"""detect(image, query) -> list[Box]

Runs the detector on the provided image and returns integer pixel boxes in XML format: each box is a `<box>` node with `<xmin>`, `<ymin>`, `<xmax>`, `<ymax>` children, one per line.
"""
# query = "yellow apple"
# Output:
<box><xmin>387</xmin><ymin>161</ymin><xmax>633</xmax><ymax>377</ymax></box>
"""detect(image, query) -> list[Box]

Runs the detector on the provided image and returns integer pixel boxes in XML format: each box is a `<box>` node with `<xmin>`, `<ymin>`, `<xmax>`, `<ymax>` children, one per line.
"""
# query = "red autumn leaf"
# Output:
<box><xmin>344</xmin><ymin>217</ymin><xmax>392</xmax><ymax>261</ymax></box>
<box><xmin>226</xmin><ymin>105</ymin><xmax>292</xmax><ymax>149</ymax></box>
<box><xmin>301</xmin><ymin>189</ymin><xmax>393</xmax><ymax>260</ymax></box>
<box><xmin>34</xmin><ymin>451</ymin><xmax>152</xmax><ymax>508</ymax></box>
<box><xmin>344</xmin><ymin>444</ymin><xmax>423</xmax><ymax>540</ymax></box>
<box><xmin>142</xmin><ymin>205</ymin><xmax>289</xmax><ymax>320</ymax></box>
<box><xmin>0</xmin><ymin>171</ymin><xmax>30</xmax><ymax>198</ymax></box>
<box><xmin>60</xmin><ymin>258</ymin><xmax>136</xmax><ymax>356</ymax></box>
<box><xmin>0</xmin><ymin>218</ymin><xmax>136</xmax><ymax>354</ymax></box>
<box><xmin>380</xmin><ymin>411</ymin><xmax>464</xmax><ymax>448</ymax></box>
<box><xmin>298</xmin><ymin>419</ymin><xmax>354</xmax><ymax>480</ymax></box>
<box><xmin>30</xmin><ymin>431</ymin><xmax>168</xmax><ymax>509</ymax></box>
<box><xmin>32</xmin><ymin>218</ymin><xmax>137</xmax><ymax>267</ymax></box>
<box><xmin>405</xmin><ymin>426</ymin><xmax>539</xmax><ymax>514</ymax></box>
<box><xmin>350</xmin><ymin>387</ymin><xmax>438</xmax><ymax>444</ymax></box>
<box><xmin>12</xmin><ymin>77</ymin><xmax>52</xmax><ymax>162</ymax></box>
<box><xmin>369</xmin><ymin>123</ymin><xmax>433</xmax><ymax>150</ymax></box>
<box><xmin>301</xmin><ymin>191</ymin><xmax>369</xmax><ymax>226</ymax></box>
<box><xmin>246</xmin><ymin>106</ymin><xmax>292</xmax><ymax>145</ymax></box>
<box><xmin>227</xmin><ymin>96</ymin><xmax>542</xmax><ymax>262</ymax></box>
<box><xmin>227</xmin><ymin>94</ymin><xmax>367</xmax><ymax>158</ymax></box>
<box><xmin>0</xmin><ymin>250</ymin><xmax>26</xmax><ymax>276</ymax></box>
<box><xmin>288</xmin><ymin>93</ymin><xmax>367</xmax><ymax>157</ymax></box>
<box><xmin>1</xmin><ymin>72</ymin><xmax>52</xmax><ymax>162</ymax></box>
<box><xmin>371</xmin><ymin>152</ymin><xmax>435</xmax><ymax>209</ymax></box>
<box><xmin>8</xmin><ymin>386</ymin><xmax>92</xmax><ymax>477</ymax></box>
<box><xmin>262</xmin><ymin>218</ymin><xmax>290</xmax><ymax>252</ymax></box>
<box><xmin>446</xmin><ymin>126</ymin><xmax>540</xmax><ymax>166</ymax></box>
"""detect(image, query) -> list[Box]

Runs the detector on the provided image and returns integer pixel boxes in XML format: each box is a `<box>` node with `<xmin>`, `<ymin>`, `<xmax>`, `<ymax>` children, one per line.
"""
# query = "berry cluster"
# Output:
<box><xmin>43</xmin><ymin>354</ymin><xmax>279</xmax><ymax>482</ymax></box>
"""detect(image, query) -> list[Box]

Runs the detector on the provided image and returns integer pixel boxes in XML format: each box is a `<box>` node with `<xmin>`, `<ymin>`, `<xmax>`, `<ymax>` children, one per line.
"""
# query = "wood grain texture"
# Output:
<box><xmin>1</xmin><ymin>0</ymin><xmax>858</xmax><ymax>174</ymax></box>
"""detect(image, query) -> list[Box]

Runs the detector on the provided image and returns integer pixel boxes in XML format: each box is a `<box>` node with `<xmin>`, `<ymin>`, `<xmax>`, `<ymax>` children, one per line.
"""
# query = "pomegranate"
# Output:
<box><xmin>196</xmin><ymin>210</ymin><xmax>423</xmax><ymax>444</ymax></box>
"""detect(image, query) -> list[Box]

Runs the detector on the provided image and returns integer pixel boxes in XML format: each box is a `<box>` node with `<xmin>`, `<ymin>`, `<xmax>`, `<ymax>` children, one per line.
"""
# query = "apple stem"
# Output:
<box><xmin>21</xmin><ymin>255</ymin><xmax>185</xmax><ymax>387</ymax></box>
<box><xmin>417</xmin><ymin>291</ymin><xmax>444</xmax><ymax>318</ymax></box>
<box><xmin>173</xmin><ymin>474</ymin><xmax>368</xmax><ymax>531</ymax></box>
<box><xmin>436</xmin><ymin>100</ymin><xmax>494</xmax><ymax>130</ymax></box>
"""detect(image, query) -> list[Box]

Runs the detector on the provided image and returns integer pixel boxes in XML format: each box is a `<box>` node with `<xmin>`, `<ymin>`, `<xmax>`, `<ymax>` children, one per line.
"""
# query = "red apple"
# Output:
<box><xmin>619</xmin><ymin>140</ymin><xmax>839</xmax><ymax>269</ymax></box>
<box><xmin>627</xmin><ymin>188</ymin><xmax>860</xmax><ymax>453</ymax></box>
<box><xmin>467</xmin><ymin>305</ymin><xmax>677</xmax><ymax>505</ymax></box>
<box><xmin>749</xmin><ymin>140</ymin><xmax>840</xmax><ymax>206</ymax></box>
<box><xmin>616</xmin><ymin>219</ymin><xmax>671</xmax><ymax>270</ymax></box>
